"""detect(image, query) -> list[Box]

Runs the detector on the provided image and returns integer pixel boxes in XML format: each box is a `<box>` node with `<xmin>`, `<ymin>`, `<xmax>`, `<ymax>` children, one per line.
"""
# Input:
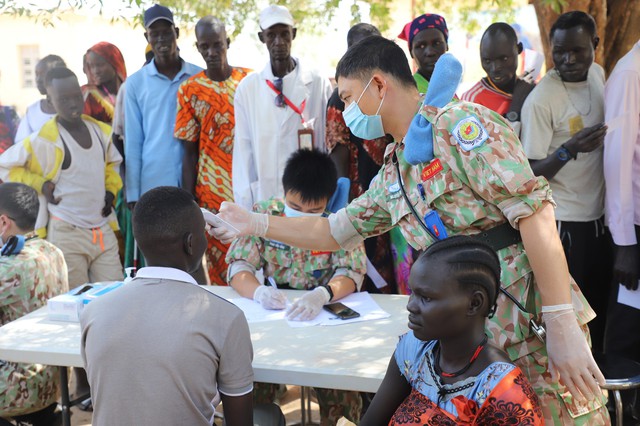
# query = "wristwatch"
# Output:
<box><xmin>320</xmin><ymin>284</ymin><xmax>334</xmax><ymax>302</ymax></box>
<box><xmin>556</xmin><ymin>146</ymin><xmax>573</xmax><ymax>162</ymax></box>
<box><xmin>506</xmin><ymin>111</ymin><xmax>519</xmax><ymax>122</ymax></box>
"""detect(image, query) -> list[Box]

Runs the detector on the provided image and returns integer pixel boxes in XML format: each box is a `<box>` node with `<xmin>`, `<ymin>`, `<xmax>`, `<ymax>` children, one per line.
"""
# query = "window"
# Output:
<box><xmin>19</xmin><ymin>45</ymin><xmax>40</xmax><ymax>89</ymax></box>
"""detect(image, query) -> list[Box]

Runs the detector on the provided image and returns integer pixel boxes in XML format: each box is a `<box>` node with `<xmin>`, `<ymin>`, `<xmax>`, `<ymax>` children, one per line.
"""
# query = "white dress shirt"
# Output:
<box><xmin>604</xmin><ymin>41</ymin><xmax>640</xmax><ymax>246</ymax></box>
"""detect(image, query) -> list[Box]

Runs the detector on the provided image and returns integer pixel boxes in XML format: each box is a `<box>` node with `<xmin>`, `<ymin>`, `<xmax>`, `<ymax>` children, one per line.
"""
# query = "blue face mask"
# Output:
<box><xmin>283</xmin><ymin>204</ymin><xmax>324</xmax><ymax>218</ymax></box>
<box><xmin>343</xmin><ymin>77</ymin><xmax>386</xmax><ymax>140</ymax></box>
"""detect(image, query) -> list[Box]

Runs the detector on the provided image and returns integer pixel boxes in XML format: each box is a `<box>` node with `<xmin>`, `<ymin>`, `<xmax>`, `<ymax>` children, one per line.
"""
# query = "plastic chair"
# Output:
<box><xmin>594</xmin><ymin>352</ymin><xmax>640</xmax><ymax>426</ymax></box>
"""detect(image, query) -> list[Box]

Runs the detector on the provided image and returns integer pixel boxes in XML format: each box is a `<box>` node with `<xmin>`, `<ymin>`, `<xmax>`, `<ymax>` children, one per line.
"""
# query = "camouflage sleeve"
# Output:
<box><xmin>329</xmin><ymin>242</ymin><xmax>367</xmax><ymax>291</ymax></box>
<box><xmin>0</xmin><ymin>258</ymin><xmax>23</xmax><ymax>315</ymax></box>
<box><xmin>329</xmin><ymin>165</ymin><xmax>394</xmax><ymax>251</ymax></box>
<box><xmin>434</xmin><ymin>106</ymin><xmax>554</xmax><ymax>229</ymax></box>
<box><xmin>225</xmin><ymin>235</ymin><xmax>265</xmax><ymax>283</ymax></box>
<box><xmin>225</xmin><ymin>199</ymin><xmax>278</xmax><ymax>282</ymax></box>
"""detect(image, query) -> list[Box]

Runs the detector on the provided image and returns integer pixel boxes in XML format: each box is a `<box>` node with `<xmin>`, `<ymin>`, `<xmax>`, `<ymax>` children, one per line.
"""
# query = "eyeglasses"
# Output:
<box><xmin>273</xmin><ymin>78</ymin><xmax>284</xmax><ymax>108</ymax></box>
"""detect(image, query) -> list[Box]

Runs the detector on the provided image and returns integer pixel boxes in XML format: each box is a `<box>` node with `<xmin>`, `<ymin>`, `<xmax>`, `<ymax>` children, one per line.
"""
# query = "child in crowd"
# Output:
<box><xmin>361</xmin><ymin>236</ymin><xmax>544</xmax><ymax>425</ymax></box>
<box><xmin>226</xmin><ymin>148</ymin><xmax>366</xmax><ymax>424</ymax></box>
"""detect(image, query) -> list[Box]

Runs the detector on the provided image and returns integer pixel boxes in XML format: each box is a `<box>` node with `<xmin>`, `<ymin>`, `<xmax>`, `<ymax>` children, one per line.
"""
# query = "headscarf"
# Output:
<box><xmin>398</xmin><ymin>13</ymin><xmax>449</xmax><ymax>49</ymax></box>
<box><xmin>85</xmin><ymin>42</ymin><xmax>127</xmax><ymax>84</ymax></box>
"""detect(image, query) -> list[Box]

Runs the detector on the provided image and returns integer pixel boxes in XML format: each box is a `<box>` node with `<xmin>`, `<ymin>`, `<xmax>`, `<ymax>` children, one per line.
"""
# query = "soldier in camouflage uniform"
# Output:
<box><xmin>226</xmin><ymin>149</ymin><xmax>366</xmax><ymax>425</ymax></box>
<box><xmin>0</xmin><ymin>183</ymin><xmax>68</xmax><ymax>423</ymax></box>
<box><xmin>212</xmin><ymin>37</ymin><xmax>610</xmax><ymax>425</ymax></box>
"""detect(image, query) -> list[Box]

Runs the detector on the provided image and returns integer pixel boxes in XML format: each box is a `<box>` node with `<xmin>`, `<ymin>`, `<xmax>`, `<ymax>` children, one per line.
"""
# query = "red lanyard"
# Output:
<box><xmin>266</xmin><ymin>80</ymin><xmax>307</xmax><ymax>123</ymax></box>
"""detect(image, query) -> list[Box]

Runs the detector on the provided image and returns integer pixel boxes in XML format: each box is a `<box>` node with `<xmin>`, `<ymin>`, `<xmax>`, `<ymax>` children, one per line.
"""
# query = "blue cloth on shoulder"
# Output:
<box><xmin>404</xmin><ymin>53</ymin><xmax>463</xmax><ymax>165</ymax></box>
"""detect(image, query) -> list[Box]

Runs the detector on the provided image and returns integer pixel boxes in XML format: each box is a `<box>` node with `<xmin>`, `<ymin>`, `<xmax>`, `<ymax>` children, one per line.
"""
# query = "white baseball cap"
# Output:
<box><xmin>259</xmin><ymin>4</ymin><xmax>294</xmax><ymax>30</ymax></box>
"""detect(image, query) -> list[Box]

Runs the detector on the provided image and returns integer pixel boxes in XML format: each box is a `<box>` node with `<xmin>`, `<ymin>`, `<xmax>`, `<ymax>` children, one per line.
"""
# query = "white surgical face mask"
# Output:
<box><xmin>283</xmin><ymin>204</ymin><xmax>324</xmax><ymax>218</ymax></box>
<box><xmin>342</xmin><ymin>77</ymin><xmax>386</xmax><ymax>140</ymax></box>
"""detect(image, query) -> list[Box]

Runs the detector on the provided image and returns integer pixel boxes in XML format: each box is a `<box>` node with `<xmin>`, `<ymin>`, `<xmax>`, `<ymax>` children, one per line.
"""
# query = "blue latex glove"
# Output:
<box><xmin>404</xmin><ymin>53</ymin><xmax>463</xmax><ymax>165</ymax></box>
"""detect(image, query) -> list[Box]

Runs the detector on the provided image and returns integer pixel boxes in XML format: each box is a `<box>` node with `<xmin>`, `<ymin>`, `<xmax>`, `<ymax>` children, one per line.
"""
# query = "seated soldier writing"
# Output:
<box><xmin>226</xmin><ymin>148</ymin><xmax>366</xmax><ymax>424</ymax></box>
<box><xmin>361</xmin><ymin>236</ymin><xmax>543</xmax><ymax>425</ymax></box>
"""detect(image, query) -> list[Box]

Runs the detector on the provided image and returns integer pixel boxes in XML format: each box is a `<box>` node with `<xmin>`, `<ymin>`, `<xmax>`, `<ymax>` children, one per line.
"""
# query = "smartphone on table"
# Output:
<box><xmin>323</xmin><ymin>302</ymin><xmax>360</xmax><ymax>320</ymax></box>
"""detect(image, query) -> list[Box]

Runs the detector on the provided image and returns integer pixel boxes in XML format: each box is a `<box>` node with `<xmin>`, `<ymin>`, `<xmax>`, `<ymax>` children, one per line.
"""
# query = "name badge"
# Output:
<box><xmin>266</xmin><ymin>239</ymin><xmax>290</xmax><ymax>251</ymax></box>
<box><xmin>421</xmin><ymin>159</ymin><xmax>443</xmax><ymax>181</ymax></box>
<box><xmin>568</xmin><ymin>115</ymin><xmax>584</xmax><ymax>136</ymax></box>
<box><xmin>298</xmin><ymin>128</ymin><xmax>314</xmax><ymax>150</ymax></box>
<box><xmin>387</xmin><ymin>182</ymin><xmax>401</xmax><ymax>199</ymax></box>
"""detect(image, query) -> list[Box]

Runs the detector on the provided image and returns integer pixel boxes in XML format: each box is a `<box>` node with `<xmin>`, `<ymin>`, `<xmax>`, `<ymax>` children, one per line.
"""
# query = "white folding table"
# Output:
<box><xmin>0</xmin><ymin>288</ymin><xmax>409</xmax><ymax>425</ymax></box>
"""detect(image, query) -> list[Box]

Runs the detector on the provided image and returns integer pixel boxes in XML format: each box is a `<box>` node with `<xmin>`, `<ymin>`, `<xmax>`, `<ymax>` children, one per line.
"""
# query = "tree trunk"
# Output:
<box><xmin>604</xmin><ymin>0</ymin><xmax>640</xmax><ymax>72</ymax></box>
<box><xmin>531</xmin><ymin>0</ymin><xmax>639</xmax><ymax>75</ymax></box>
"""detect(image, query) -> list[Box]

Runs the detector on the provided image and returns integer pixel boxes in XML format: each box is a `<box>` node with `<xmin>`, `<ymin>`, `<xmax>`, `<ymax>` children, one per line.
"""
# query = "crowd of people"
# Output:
<box><xmin>0</xmin><ymin>2</ymin><xmax>638</xmax><ymax>426</ymax></box>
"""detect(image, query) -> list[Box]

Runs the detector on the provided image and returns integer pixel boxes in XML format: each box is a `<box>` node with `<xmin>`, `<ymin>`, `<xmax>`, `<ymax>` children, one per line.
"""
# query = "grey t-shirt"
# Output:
<box><xmin>81</xmin><ymin>272</ymin><xmax>253</xmax><ymax>426</ymax></box>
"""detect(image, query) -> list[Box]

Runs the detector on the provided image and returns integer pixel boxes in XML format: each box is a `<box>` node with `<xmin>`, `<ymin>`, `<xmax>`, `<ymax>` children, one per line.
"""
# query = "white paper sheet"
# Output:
<box><xmin>617</xmin><ymin>283</ymin><xmax>640</xmax><ymax>310</ymax></box>
<box><xmin>226</xmin><ymin>292</ymin><xmax>392</xmax><ymax>327</ymax></box>
<box><xmin>287</xmin><ymin>292</ymin><xmax>391</xmax><ymax>328</ymax></box>
<box><xmin>226</xmin><ymin>297</ymin><xmax>287</xmax><ymax>323</ymax></box>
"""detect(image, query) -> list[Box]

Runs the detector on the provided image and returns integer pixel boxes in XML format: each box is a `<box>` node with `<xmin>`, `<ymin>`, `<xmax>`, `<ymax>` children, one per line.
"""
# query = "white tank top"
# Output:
<box><xmin>48</xmin><ymin>121</ymin><xmax>108</xmax><ymax>228</ymax></box>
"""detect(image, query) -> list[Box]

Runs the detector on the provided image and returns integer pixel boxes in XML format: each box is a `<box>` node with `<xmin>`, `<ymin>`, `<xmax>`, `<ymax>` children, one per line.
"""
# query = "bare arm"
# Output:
<box><xmin>181</xmin><ymin>140</ymin><xmax>198</xmax><ymax>199</ymax></box>
<box><xmin>230</xmin><ymin>271</ymin><xmax>262</xmax><ymax>299</ymax></box>
<box><xmin>520</xmin><ymin>201</ymin><xmax>606</xmax><ymax>403</ymax></box>
<box><xmin>360</xmin><ymin>353</ymin><xmax>411</xmax><ymax>425</ymax></box>
<box><xmin>219</xmin><ymin>392</ymin><xmax>253</xmax><ymax>426</ymax></box>
<box><xmin>327</xmin><ymin>275</ymin><xmax>356</xmax><ymax>301</ymax></box>
<box><xmin>518</xmin><ymin>201</ymin><xmax>571</xmax><ymax>305</ymax></box>
<box><xmin>112</xmin><ymin>133</ymin><xmax>124</xmax><ymax>160</ymax></box>
<box><xmin>265</xmin><ymin>215</ymin><xmax>341</xmax><ymax>251</ymax></box>
<box><xmin>529</xmin><ymin>123</ymin><xmax>606</xmax><ymax>180</ymax></box>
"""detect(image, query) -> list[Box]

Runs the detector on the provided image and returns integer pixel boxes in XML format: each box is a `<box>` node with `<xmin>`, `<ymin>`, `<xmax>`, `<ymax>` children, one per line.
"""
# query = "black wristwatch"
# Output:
<box><xmin>321</xmin><ymin>284</ymin><xmax>334</xmax><ymax>301</ymax></box>
<box><xmin>505</xmin><ymin>110</ymin><xmax>519</xmax><ymax>122</ymax></box>
<box><xmin>556</xmin><ymin>145</ymin><xmax>573</xmax><ymax>162</ymax></box>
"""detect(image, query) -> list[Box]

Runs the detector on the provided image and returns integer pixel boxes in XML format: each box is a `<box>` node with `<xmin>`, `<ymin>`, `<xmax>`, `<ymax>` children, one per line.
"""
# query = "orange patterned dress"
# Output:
<box><xmin>174</xmin><ymin>67</ymin><xmax>251</xmax><ymax>285</ymax></box>
<box><xmin>390</xmin><ymin>334</ymin><xmax>544</xmax><ymax>425</ymax></box>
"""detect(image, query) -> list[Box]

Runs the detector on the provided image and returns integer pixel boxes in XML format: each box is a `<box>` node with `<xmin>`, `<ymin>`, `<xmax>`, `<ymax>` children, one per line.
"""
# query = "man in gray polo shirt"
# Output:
<box><xmin>80</xmin><ymin>186</ymin><xmax>254</xmax><ymax>425</ymax></box>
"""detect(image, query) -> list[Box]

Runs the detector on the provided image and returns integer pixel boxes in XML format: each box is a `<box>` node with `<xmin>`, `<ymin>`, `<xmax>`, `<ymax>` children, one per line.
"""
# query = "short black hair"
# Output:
<box><xmin>481</xmin><ymin>22</ymin><xmax>518</xmax><ymax>45</ymax></box>
<box><xmin>347</xmin><ymin>23</ymin><xmax>381</xmax><ymax>48</ymax></box>
<box><xmin>44</xmin><ymin>67</ymin><xmax>78</xmax><ymax>89</ymax></box>
<box><xmin>132</xmin><ymin>187</ymin><xmax>200</xmax><ymax>254</ymax></box>
<box><xmin>336</xmin><ymin>36</ymin><xmax>417</xmax><ymax>89</ymax></box>
<box><xmin>419</xmin><ymin>235</ymin><xmax>501</xmax><ymax>317</ymax></box>
<box><xmin>282</xmin><ymin>149</ymin><xmax>337</xmax><ymax>203</ymax></box>
<box><xmin>550</xmin><ymin>11</ymin><xmax>597</xmax><ymax>40</ymax></box>
<box><xmin>195</xmin><ymin>15</ymin><xmax>225</xmax><ymax>33</ymax></box>
<box><xmin>0</xmin><ymin>183</ymin><xmax>39</xmax><ymax>231</ymax></box>
<box><xmin>38</xmin><ymin>55</ymin><xmax>66</xmax><ymax>69</ymax></box>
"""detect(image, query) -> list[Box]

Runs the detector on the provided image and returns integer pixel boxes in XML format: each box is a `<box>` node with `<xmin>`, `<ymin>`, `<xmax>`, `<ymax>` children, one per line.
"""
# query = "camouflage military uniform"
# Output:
<box><xmin>329</xmin><ymin>101</ymin><xmax>609</xmax><ymax>425</ymax></box>
<box><xmin>0</xmin><ymin>237</ymin><xmax>68</xmax><ymax>417</ymax></box>
<box><xmin>227</xmin><ymin>197</ymin><xmax>366</xmax><ymax>425</ymax></box>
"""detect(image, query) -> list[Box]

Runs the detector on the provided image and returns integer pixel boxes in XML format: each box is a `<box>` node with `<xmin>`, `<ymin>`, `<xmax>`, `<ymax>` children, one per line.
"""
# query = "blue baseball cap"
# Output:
<box><xmin>144</xmin><ymin>4</ymin><xmax>174</xmax><ymax>28</ymax></box>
